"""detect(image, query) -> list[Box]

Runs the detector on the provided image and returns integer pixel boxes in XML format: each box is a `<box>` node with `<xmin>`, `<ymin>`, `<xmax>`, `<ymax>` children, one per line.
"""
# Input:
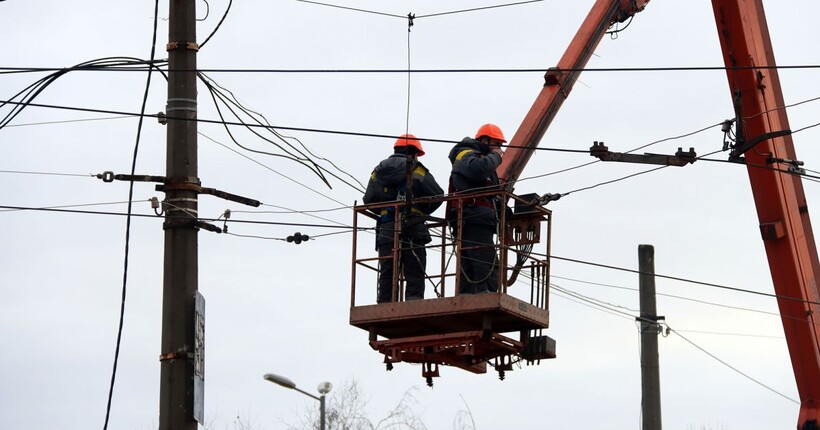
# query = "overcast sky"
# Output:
<box><xmin>2</xmin><ymin>1</ymin><xmax>819</xmax><ymax>429</ymax></box>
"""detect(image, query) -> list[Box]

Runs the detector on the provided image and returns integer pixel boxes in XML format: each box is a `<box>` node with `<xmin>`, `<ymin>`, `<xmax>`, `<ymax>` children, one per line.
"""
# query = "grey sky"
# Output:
<box><xmin>1</xmin><ymin>1</ymin><xmax>818</xmax><ymax>429</ymax></box>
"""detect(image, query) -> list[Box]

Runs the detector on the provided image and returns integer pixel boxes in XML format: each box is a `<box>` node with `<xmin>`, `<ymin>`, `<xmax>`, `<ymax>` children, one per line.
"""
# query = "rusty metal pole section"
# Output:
<box><xmin>638</xmin><ymin>244</ymin><xmax>662</xmax><ymax>430</ymax></box>
<box><xmin>159</xmin><ymin>0</ymin><xmax>200</xmax><ymax>429</ymax></box>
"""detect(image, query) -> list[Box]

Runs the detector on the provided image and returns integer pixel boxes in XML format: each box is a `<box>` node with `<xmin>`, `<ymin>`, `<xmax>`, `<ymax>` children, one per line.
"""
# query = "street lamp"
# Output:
<box><xmin>263</xmin><ymin>373</ymin><xmax>332</xmax><ymax>430</ymax></box>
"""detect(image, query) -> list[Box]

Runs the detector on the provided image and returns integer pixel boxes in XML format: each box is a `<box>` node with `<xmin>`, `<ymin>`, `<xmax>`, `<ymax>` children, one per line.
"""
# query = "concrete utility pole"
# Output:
<box><xmin>638</xmin><ymin>244</ymin><xmax>662</xmax><ymax>430</ymax></box>
<box><xmin>159</xmin><ymin>1</ymin><xmax>199</xmax><ymax>429</ymax></box>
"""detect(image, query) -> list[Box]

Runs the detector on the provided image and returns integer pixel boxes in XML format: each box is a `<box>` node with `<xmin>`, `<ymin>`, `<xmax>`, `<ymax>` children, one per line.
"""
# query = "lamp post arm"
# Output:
<box><xmin>292</xmin><ymin>386</ymin><xmax>321</xmax><ymax>402</ymax></box>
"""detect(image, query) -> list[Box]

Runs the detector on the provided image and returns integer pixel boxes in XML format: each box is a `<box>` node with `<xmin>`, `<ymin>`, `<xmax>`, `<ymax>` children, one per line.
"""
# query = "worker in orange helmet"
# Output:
<box><xmin>363</xmin><ymin>134</ymin><xmax>444</xmax><ymax>304</ymax></box>
<box><xmin>446</xmin><ymin>123</ymin><xmax>506</xmax><ymax>295</ymax></box>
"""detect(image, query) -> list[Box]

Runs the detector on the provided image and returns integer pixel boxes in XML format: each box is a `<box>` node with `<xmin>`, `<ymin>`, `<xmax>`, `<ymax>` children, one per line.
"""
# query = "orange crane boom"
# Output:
<box><xmin>496</xmin><ymin>0</ymin><xmax>820</xmax><ymax>427</ymax></box>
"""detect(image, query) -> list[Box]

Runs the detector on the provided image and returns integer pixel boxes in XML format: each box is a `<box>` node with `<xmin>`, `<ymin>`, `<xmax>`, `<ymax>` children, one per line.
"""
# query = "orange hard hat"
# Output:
<box><xmin>394</xmin><ymin>133</ymin><xmax>425</xmax><ymax>156</ymax></box>
<box><xmin>475</xmin><ymin>123</ymin><xmax>506</xmax><ymax>143</ymax></box>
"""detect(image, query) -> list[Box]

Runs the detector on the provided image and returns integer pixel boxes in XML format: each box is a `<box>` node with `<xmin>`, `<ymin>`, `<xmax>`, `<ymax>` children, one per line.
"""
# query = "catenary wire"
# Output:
<box><xmin>103</xmin><ymin>3</ymin><xmax>160</xmax><ymax>429</ymax></box>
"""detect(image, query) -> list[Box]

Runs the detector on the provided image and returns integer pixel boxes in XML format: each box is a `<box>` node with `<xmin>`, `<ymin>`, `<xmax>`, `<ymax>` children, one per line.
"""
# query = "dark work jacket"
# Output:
<box><xmin>447</xmin><ymin>137</ymin><xmax>502</xmax><ymax>227</ymax></box>
<box><xmin>363</xmin><ymin>154</ymin><xmax>444</xmax><ymax>247</ymax></box>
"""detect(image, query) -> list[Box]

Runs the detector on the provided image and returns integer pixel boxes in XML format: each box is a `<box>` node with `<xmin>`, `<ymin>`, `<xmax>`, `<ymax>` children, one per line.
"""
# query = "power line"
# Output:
<box><xmin>0</xmin><ymin>98</ymin><xmax>600</xmax><ymax>153</ymax></box>
<box><xmin>552</xmin><ymin>283</ymin><xmax>639</xmax><ymax>313</ymax></box>
<box><xmin>293</xmin><ymin>0</ymin><xmax>404</xmax><ymax>19</ymax></box>
<box><xmin>0</xmin><ymin>200</ymin><xmax>147</xmax><ymax>213</ymax></box>
<box><xmin>674</xmin><ymin>329</ymin><xmax>782</xmax><ymax>339</ymax></box>
<box><xmin>532</xmin><ymin>276</ymin><xmax>796</xmax><ymax>404</ymax></box>
<box><xmin>553</xmin><ymin>281</ymin><xmax>784</xmax><ymax>339</ymax></box>
<box><xmin>548</xmin><ymin>254</ymin><xmax>820</xmax><ymax>306</ymax></box>
<box><xmin>416</xmin><ymin>0</ymin><xmax>545</xmax><ymax>19</ymax></box>
<box><xmin>199</xmin><ymin>0</ymin><xmax>232</xmax><ymax>49</ymax></box>
<box><xmin>232</xmin><ymin>204</ymin><xmax>351</xmax><ymax>214</ymax></box>
<box><xmin>293</xmin><ymin>0</ymin><xmax>546</xmax><ymax>20</ymax></box>
<box><xmin>2</xmin><ymin>115</ymin><xmax>132</xmax><ymax>128</ymax></box>
<box><xmin>0</xmin><ymin>169</ymin><xmax>95</xmax><ymax>178</ymax></box>
<box><xmin>3</xmin><ymin>98</ymin><xmax>818</xmax><ymax>160</ymax></box>
<box><xmin>0</xmin><ymin>204</ymin><xmax>359</xmax><ymax>230</ymax></box>
<box><xmin>103</xmin><ymin>2</ymin><xmax>161</xmax><ymax>429</ymax></box>
<box><xmin>667</xmin><ymin>326</ymin><xmax>798</xmax><ymax>404</ymax></box>
<box><xmin>198</xmin><ymin>132</ymin><xmax>348</xmax><ymax>206</ymax></box>
<box><xmin>551</xmin><ymin>274</ymin><xmax>781</xmax><ymax>317</ymax></box>
<box><xmin>4</xmin><ymin>64</ymin><xmax>820</xmax><ymax>74</ymax></box>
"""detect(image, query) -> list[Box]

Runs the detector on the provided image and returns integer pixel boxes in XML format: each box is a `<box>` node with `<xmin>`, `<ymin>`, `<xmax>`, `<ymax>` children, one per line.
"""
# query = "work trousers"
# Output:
<box><xmin>377</xmin><ymin>239</ymin><xmax>427</xmax><ymax>303</ymax></box>
<box><xmin>457</xmin><ymin>223</ymin><xmax>499</xmax><ymax>294</ymax></box>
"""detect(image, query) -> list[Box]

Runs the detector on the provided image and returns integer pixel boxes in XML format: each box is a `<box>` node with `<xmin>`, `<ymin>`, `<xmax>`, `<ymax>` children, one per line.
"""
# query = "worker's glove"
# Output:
<box><xmin>491</xmin><ymin>147</ymin><xmax>504</xmax><ymax>158</ymax></box>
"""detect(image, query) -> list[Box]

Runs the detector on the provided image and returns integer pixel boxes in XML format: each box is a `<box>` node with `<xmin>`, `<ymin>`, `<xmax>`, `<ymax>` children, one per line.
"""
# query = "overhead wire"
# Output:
<box><xmin>414</xmin><ymin>0</ymin><xmax>545</xmax><ymax>19</ymax></box>
<box><xmin>0</xmin><ymin>199</ymin><xmax>148</xmax><ymax>213</ymax></box>
<box><xmin>547</xmin><ymin>253</ymin><xmax>820</xmax><ymax>306</ymax></box>
<box><xmin>102</xmin><ymin>2</ymin><xmax>161</xmax><ymax>429</ymax></box>
<box><xmin>5</xmin><ymin>64</ymin><xmax>820</xmax><ymax>75</ymax></box>
<box><xmin>673</xmin><ymin>329</ymin><xmax>782</xmax><ymax>339</ymax></box>
<box><xmin>532</xmin><ymin>275</ymin><xmax>796</xmax><ymax>402</ymax></box>
<box><xmin>199</xmin><ymin>0</ymin><xmax>232</xmax><ymax>49</ymax></box>
<box><xmin>0</xmin><ymin>97</ymin><xmax>612</xmax><ymax>153</ymax></box>
<box><xmin>0</xmin><ymin>204</ymin><xmax>361</xmax><ymax>230</ymax></box>
<box><xmin>231</xmin><ymin>203</ymin><xmax>351</xmax><ymax>214</ymax></box>
<box><xmin>0</xmin><ymin>169</ymin><xmax>95</xmax><ymax>178</ymax></box>
<box><xmin>198</xmin><ymin>72</ymin><xmax>366</xmax><ymax>192</ymax></box>
<box><xmin>293</xmin><ymin>0</ymin><xmax>404</xmax><ymax>19</ymax></box>
<box><xmin>0</xmin><ymin>58</ymin><xmax>168</xmax><ymax>131</ymax></box>
<box><xmin>551</xmin><ymin>274</ymin><xmax>781</xmax><ymax>317</ymax></box>
<box><xmin>667</xmin><ymin>326</ymin><xmax>798</xmax><ymax>404</ymax></box>
<box><xmin>198</xmin><ymin>131</ymin><xmax>347</xmax><ymax>206</ymax></box>
<box><xmin>291</xmin><ymin>0</ymin><xmax>545</xmax><ymax>20</ymax></box>
<box><xmin>2</xmin><ymin>115</ymin><xmax>132</xmax><ymax>128</ymax></box>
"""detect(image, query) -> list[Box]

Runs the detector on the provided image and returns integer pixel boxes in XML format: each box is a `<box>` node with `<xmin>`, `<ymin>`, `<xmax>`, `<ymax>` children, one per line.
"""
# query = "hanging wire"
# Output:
<box><xmin>666</xmin><ymin>326</ymin><xmax>798</xmax><ymax>404</ymax></box>
<box><xmin>405</xmin><ymin>13</ymin><xmax>414</xmax><ymax>137</ymax></box>
<box><xmin>200</xmin><ymin>0</ymin><xmax>232</xmax><ymax>49</ymax></box>
<box><xmin>102</xmin><ymin>2</ymin><xmax>161</xmax><ymax>429</ymax></box>
<box><xmin>414</xmin><ymin>0</ymin><xmax>545</xmax><ymax>19</ymax></box>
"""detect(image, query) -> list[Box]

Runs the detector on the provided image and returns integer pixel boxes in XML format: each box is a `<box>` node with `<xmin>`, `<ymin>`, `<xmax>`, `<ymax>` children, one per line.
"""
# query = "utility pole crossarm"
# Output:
<box><xmin>589</xmin><ymin>142</ymin><xmax>696</xmax><ymax>167</ymax></box>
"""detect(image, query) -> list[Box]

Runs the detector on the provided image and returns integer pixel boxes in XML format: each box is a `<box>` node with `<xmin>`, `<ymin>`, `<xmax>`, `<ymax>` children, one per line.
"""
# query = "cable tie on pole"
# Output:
<box><xmin>159</xmin><ymin>351</ymin><xmax>194</xmax><ymax>361</ymax></box>
<box><xmin>166</xmin><ymin>41</ymin><xmax>200</xmax><ymax>51</ymax></box>
<box><xmin>407</xmin><ymin>12</ymin><xmax>415</xmax><ymax>31</ymax></box>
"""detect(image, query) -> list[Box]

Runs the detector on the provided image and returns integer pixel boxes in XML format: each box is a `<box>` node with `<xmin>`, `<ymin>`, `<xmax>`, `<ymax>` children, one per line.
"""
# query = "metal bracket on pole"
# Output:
<box><xmin>728</xmin><ymin>129</ymin><xmax>792</xmax><ymax>161</ymax></box>
<box><xmin>590</xmin><ymin>141</ymin><xmax>697</xmax><ymax>166</ymax></box>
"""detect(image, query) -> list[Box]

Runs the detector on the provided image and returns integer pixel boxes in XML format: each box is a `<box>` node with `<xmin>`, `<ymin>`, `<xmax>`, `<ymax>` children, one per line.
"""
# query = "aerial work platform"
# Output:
<box><xmin>350</xmin><ymin>191</ymin><xmax>556</xmax><ymax>384</ymax></box>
